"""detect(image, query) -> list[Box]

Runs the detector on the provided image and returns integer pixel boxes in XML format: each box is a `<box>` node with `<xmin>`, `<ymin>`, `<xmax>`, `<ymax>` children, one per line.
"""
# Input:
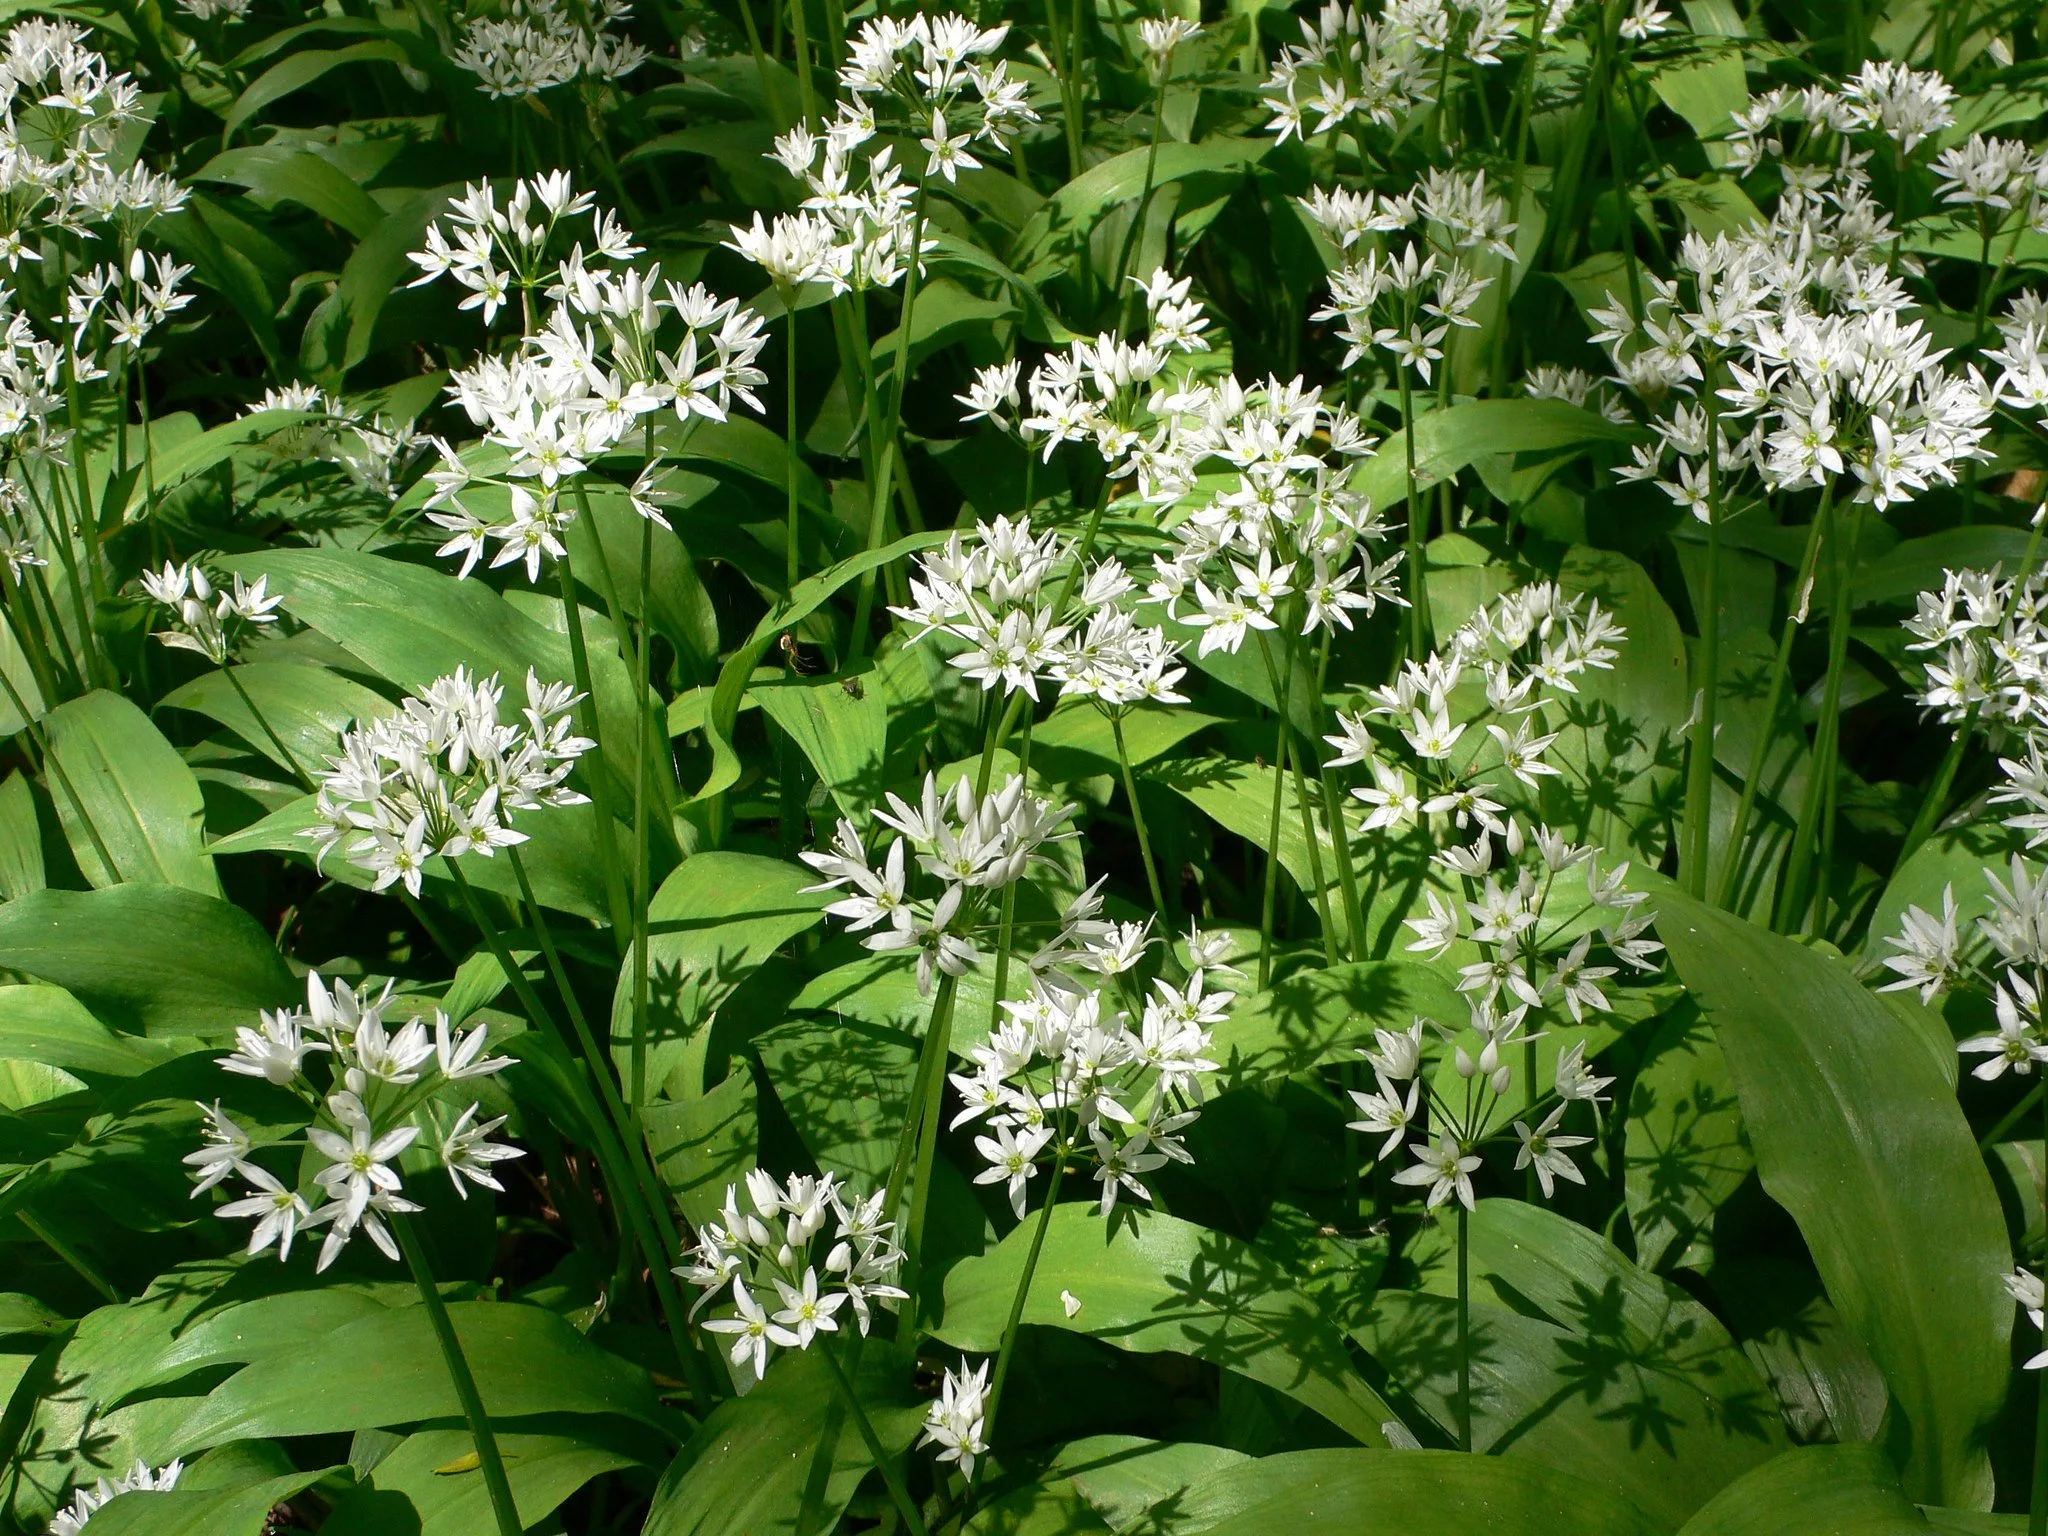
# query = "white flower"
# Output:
<box><xmin>1393</xmin><ymin>1133</ymin><xmax>1481</xmax><ymax>1210</ymax></box>
<box><xmin>1513</xmin><ymin>1106</ymin><xmax>1591</xmax><ymax>1199</ymax></box>
<box><xmin>921</xmin><ymin>1359</ymin><xmax>991</xmax><ymax>1476</ymax></box>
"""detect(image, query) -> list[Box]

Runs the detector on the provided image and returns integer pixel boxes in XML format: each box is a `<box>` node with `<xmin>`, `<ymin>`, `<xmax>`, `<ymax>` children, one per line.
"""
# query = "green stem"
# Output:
<box><xmin>225</xmin><ymin>665</ymin><xmax>311</xmax><ymax>787</ymax></box>
<box><xmin>1457</xmin><ymin>1202</ymin><xmax>1471</xmax><ymax>1453</ymax></box>
<box><xmin>1711</xmin><ymin>493</ymin><xmax>1831</xmax><ymax>911</ymax></box>
<box><xmin>1780</xmin><ymin>501</ymin><xmax>1861</xmax><ymax>934</ymax></box>
<box><xmin>1682</xmin><ymin>487</ymin><xmax>1724</xmax><ymax>898</ymax></box>
<box><xmin>1110</xmin><ymin>68</ymin><xmax>1172</xmax><ymax>315</ymax></box>
<box><xmin>1399</xmin><ymin>368</ymin><xmax>1429</xmax><ymax>659</ymax></box>
<box><xmin>1111</xmin><ymin>712</ymin><xmax>1171</xmax><ymax>922</ymax></box>
<box><xmin>1979</xmin><ymin>1080</ymin><xmax>2043</xmax><ymax>1152</ymax></box>
<box><xmin>849</xmin><ymin>176</ymin><xmax>933</xmax><ymax>661</ymax></box>
<box><xmin>0</xmin><ymin>657</ymin><xmax>116</xmax><ymax>882</ymax></box>
<box><xmin>16</xmin><ymin>1210</ymin><xmax>119</xmax><ymax>1303</ymax></box>
<box><xmin>786</xmin><ymin>305</ymin><xmax>803</xmax><ymax>591</ymax></box>
<box><xmin>1312</xmin><ymin>634</ymin><xmax>1366</xmax><ymax>960</ymax></box>
<box><xmin>963</xmin><ymin>1151</ymin><xmax>1068</xmax><ymax>1525</ymax></box>
<box><xmin>631</xmin><ymin>511</ymin><xmax>656</xmax><ymax>1114</ymax></box>
<box><xmin>1288</xmin><ymin>729</ymin><xmax>1338</xmax><ymax>966</ymax></box>
<box><xmin>554</xmin><ymin>548</ymin><xmax>634</xmax><ymax>939</ymax></box>
<box><xmin>1258</xmin><ymin>641</ymin><xmax>1294</xmax><ymax>991</ymax></box>
<box><xmin>818</xmin><ymin>1344</ymin><xmax>929</xmax><ymax>1536</ymax></box>
<box><xmin>396</xmin><ymin>1219</ymin><xmax>524</xmax><ymax>1536</ymax></box>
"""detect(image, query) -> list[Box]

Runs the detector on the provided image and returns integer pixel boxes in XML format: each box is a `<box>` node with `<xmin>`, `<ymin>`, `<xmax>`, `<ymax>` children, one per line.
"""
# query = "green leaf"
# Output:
<box><xmin>1625</xmin><ymin>1005</ymin><xmax>1753</xmax><ymax>1272</ymax></box>
<box><xmin>44</xmin><ymin>691</ymin><xmax>220</xmax><ymax>897</ymax></box>
<box><xmin>935</xmin><ymin>1205</ymin><xmax>1400</xmax><ymax>1447</ymax></box>
<box><xmin>1553</xmin><ymin>545</ymin><xmax>1689</xmax><ymax>860</ymax></box>
<box><xmin>0</xmin><ymin>984</ymin><xmax>187</xmax><ymax>1079</ymax></box>
<box><xmin>190</xmin><ymin>145</ymin><xmax>386</xmax><ymax>238</ymax></box>
<box><xmin>691</xmin><ymin>529</ymin><xmax>951</xmax><ymax>803</ymax></box>
<box><xmin>299</xmin><ymin>188</ymin><xmax>455</xmax><ymax>379</ymax></box>
<box><xmin>166</xmin><ymin>1301</ymin><xmax>677</xmax><ymax>1456</ymax></box>
<box><xmin>1354</xmin><ymin>400</ymin><xmax>1634</xmax><ymax>513</ymax></box>
<box><xmin>1045</xmin><ymin>1435</ymin><xmax>1252</xmax><ymax>1532</ymax></box>
<box><xmin>753</xmin><ymin>671</ymin><xmax>890</xmax><ymax>820</ymax></box>
<box><xmin>160</xmin><ymin>661</ymin><xmax>391</xmax><ymax>779</ymax></box>
<box><xmin>1029</xmin><ymin>701</ymin><xmax>1226</xmax><ymax>783</ymax></box>
<box><xmin>320</xmin><ymin>1424</ymin><xmax>645</xmax><ymax>1536</ymax></box>
<box><xmin>644</xmin><ymin>1348</ymin><xmax>923</xmax><ymax>1536</ymax></box>
<box><xmin>1128</xmin><ymin>1447</ymin><xmax>1661</xmax><ymax>1536</ymax></box>
<box><xmin>1013</xmin><ymin>138</ymin><xmax>1272</xmax><ymax>279</ymax></box>
<box><xmin>118</xmin><ymin>410</ymin><xmax>314</xmax><ymax>522</ymax></box>
<box><xmin>1383</xmin><ymin>1200</ymin><xmax>1785</xmax><ymax>1528</ymax></box>
<box><xmin>643</xmin><ymin>1068</ymin><xmax>758</xmax><ymax>1229</ymax></box>
<box><xmin>84</xmin><ymin>1467</ymin><xmax>337</xmax><ymax>1536</ymax></box>
<box><xmin>222</xmin><ymin>41</ymin><xmax>413</xmax><ymax>140</ymax></box>
<box><xmin>1204</xmin><ymin>959</ymin><xmax>1465</xmax><ymax>1090</ymax></box>
<box><xmin>756</xmin><ymin>1015</ymin><xmax>915</xmax><ymax>1183</ymax></box>
<box><xmin>1657</xmin><ymin>891</ymin><xmax>2009</xmax><ymax>1507</ymax></box>
<box><xmin>1675</xmin><ymin>1443</ymin><xmax>1932</xmax><ymax>1536</ymax></box>
<box><xmin>612</xmin><ymin>851</ymin><xmax>826</xmax><ymax>1101</ymax></box>
<box><xmin>0</xmin><ymin>886</ymin><xmax>294</xmax><ymax>1037</ymax></box>
<box><xmin>0</xmin><ymin>770</ymin><xmax>43</xmax><ymax>901</ymax></box>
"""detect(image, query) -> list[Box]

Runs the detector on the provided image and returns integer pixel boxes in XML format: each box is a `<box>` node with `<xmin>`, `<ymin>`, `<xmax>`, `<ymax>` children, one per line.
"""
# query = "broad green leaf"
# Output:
<box><xmin>222</xmin><ymin>41</ymin><xmax>412</xmax><ymax>140</ymax></box>
<box><xmin>85</xmin><ymin>1467</ymin><xmax>336</xmax><ymax>1536</ymax></box>
<box><xmin>299</xmin><ymin>187</ymin><xmax>456</xmax><ymax>379</ymax></box>
<box><xmin>756</xmin><ymin>1015</ymin><xmax>915</xmax><ymax>1183</ymax></box>
<box><xmin>320</xmin><ymin>1425</ymin><xmax>645</xmax><ymax>1536</ymax></box>
<box><xmin>1029</xmin><ymin>701</ymin><xmax>1226</xmax><ymax>782</ymax></box>
<box><xmin>44</xmin><ymin>691</ymin><xmax>220</xmax><ymax>897</ymax></box>
<box><xmin>1354</xmin><ymin>400</ymin><xmax>1634</xmax><ymax>512</ymax></box>
<box><xmin>643</xmin><ymin>1348</ymin><xmax>923</xmax><ymax>1536</ymax></box>
<box><xmin>0</xmin><ymin>770</ymin><xmax>42</xmax><ymax>900</ymax></box>
<box><xmin>160</xmin><ymin>661</ymin><xmax>391</xmax><ymax>779</ymax></box>
<box><xmin>1553</xmin><ymin>545</ymin><xmax>1689</xmax><ymax>860</ymax></box>
<box><xmin>1658</xmin><ymin>891</ymin><xmax>2009</xmax><ymax>1508</ymax></box>
<box><xmin>754</xmin><ymin>671</ymin><xmax>890</xmax><ymax>820</ymax></box>
<box><xmin>223</xmin><ymin>548</ymin><xmax>635</xmax><ymax>777</ymax></box>
<box><xmin>1204</xmin><ymin>959</ymin><xmax>1465</xmax><ymax>1090</ymax></box>
<box><xmin>691</xmin><ymin>529</ymin><xmax>951</xmax><ymax>803</ymax></box>
<box><xmin>1676</xmin><ymin>1443</ymin><xmax>1931</xmax><ymax>1536</ymax></box>
<box><xmin>1013</xmin><ymin>138</ymin><xmax>1272</xmax><ymax>279</ymax></box>
<box><xmin>1140</xmin><ymin>1447</ymin><xmax>1660</xmax><ymax>1536</ymax></box>
<box><xmin>0</xmin><ymin>984</ymin><xmax>187</xmax><ymax>1079</ymax></box>
<box><xmin>190</xmin><ymin>145</ymin><xmax>386</xmax><ymax>237</ymax></box>
<box><xmin>166</xmin><ymin>1302</ymin><xmax>677</xmax><ymax>1455</ymax></box>
<box><xmin>1626</xmin><ymin>1005</ymin><xmax>1753</xmax><ymax>1271</ymax></box>
<box><xmin>117</xmin><ymin>410</ymin><xmax>314</xmax><ymax>522</ymax></box>
<box><xmin>644</xmin><ymin>1068</ymin><xmax>757</xmax><ymax>1229</ymax></box>
<box><xmin>612</xmin><ymin>851</ymin><xmax>826</xmax><ymax>1100</ymax></box>
<box><xmin>1047</xmin><ymin>1435</ymin><xmax>1252</xmax><ymax>1532</ymax></box>
<box><xmin>1385</xmin><ymin>1201</ymin><xmax>1785</xmax><ymax>1527</ymax></box>
<box><xmin>0</xmin><ymin>886</ymin><xmax>294</xmax><ymax>1037</ymax></box>
<box><xmin>935</xmin><ymin>1205</ymin><xmax>1399</xmax><ymax>1447</ymax></box>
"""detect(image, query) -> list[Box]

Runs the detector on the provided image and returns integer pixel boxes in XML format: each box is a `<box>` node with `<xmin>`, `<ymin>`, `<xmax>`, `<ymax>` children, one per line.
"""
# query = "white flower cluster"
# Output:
<box><xmin>949</xmin><ymin>942</ymin><xmax>1229</xmax><ymax>1218</ymax></box>
<box><xmin>416</xmin><ymin>179</ymin><xmax>767</xmax><ymax>581</ymax></box>
<box><xmin>0</xmin><ymin>21</ymin><xmax>181</xmax><ymax>253</ymax></box>
<box><xmin>65</xmin><ymin>250</ymin><xmax>193</xmax><ymax>355</ymax></box>
<box><xmin>137</xmin><ymin>560</ymin><xmax>284</xmax><ymax>665</ymax></box>
<box><xmin>1881</xmin><ymin>848</ymin><xmax>2048</xmax><ymax>1081</ymax></box>
<box><xmin>1259</xmin><ymin>0</ymin><xmax>1517</xmax><ymax>143</ymax></box>
<box><xmin>49</xmin><ymin>1458</ymin><xmax>183</xmax><ymax>1536</ymax></box>
<box><xmin>1306</xmin><ymin>172</ymin><xmax>1514</xmax><ymax>386</ymax></box>
<box><xmin>1524</xmin><ymin>363</ymin><xmax>1632</xmax><ymax>425</ymax></box>
<box><xmin>240</xmin><ymin>383</ymin><xmax>429</xmax><ymax>502</ymax></box>
<box><xmin>675</xmin><ymin>1169</ymin><xmax>906</xmax><ymax>1382</ymax></box>
<box><xmin>1984</xmin><ymin>292</ymin><xmax>2048</xmax><ymax>416</ymax></box>
<box><xmin>1346</xmin><ymin>1004</ymin><xmax>1615</xmax><ymax>1211</ymax></box>
<box><xmin>892</xmin><ymin>515</ymin><xmax>1187</xmax><ymax>708</ymax></box>
<box><xmin>1727</xmin><ymin>58</ymin><xmax>1957</xmax><ymax>171</ymax></box>
<box><xmin>801</xmin><ymin>772</ymin><xmax>1079</xmax><ymax>993</ymax></box>
<box><xmin>921</xmin><ymin>1359</ymin><xmax>991</xmax><ymax>1478</ymax></box>
<box><xmin>2008</xmin><ymin>1268</ymin><xmax>2048</xmax><ymax>1371</ymax></box>
<box><xmin>725</xmin><ymin>14</ymin><xmax>1032</xmax><ymax>296</ymax></box>
<box><xmin>1324</xmin><ymin>581</ymin><xmax>1625</xmax><ymax>837</ymax></box>
<box><xmin>410</xmin><ymin>173</ymin><xmax>640</xmax><ymax>329</ymax></box>
<box><xmin>451</xmin><ymin>0</ymin><xmax>647</xmax><ymax>98</ymax></box>
<box><xmin>305</xmin><ymin>667</ymin><xmax>594</xmax><ymax>897</ymax></box>
<box><xmin>187</xmin><ymin>973</ymin><xmax>518</xmax><ymax>1273</ymax></box>
<box><xmin>1902</xmin><ymin>564</ymin><xmax>2048</xmax><ymax>735</ymax></box>
<box><xmin>1599</xmin><ymin>221</ymin><xmax>1992</xmax><ymax>512</ymax></box>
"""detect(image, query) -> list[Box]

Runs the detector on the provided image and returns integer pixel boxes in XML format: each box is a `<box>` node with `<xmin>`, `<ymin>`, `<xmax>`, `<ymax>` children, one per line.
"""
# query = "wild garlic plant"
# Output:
<box><xmin>451</xmin><ymin>0</ymin><xmax>648</xmax><ymax>101</ymax></box>
<box><xmin>136</xmin><ymin>559</ymin><xmax>283</xmax><ymax>665</ymax></box>
<box><xmin>1258</xmin><ymin>0</ymin><xmax>1518</xmax><ymax>145</ymax></box>
<box><xmin>800</xmin><ymin>770</ymin><xmax>1079</xmax><ymax>995</ymax></box>
<box><xmin>305</xmin><ymin>666</ymin><xmax>594</xmax><ymax>898</ymax></box>
<box><xmin>188</xmin><ymin>972</ymin><xmax>518</xmax><ymax>1272</ymax></box>
<box><xmin>675</xmin><ymin>1169</ymin><xmax>907</xmax><ymax>1382</ymax></box>
<box><xmin>48</xmin><ymin>1459</ymin><xmax>183</xmax><ymax>1536</ymax></box>
<box><xmin>415</xmin><ymin>179</ymin><xmax>768</xmax><ymax>583</ymax></box>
